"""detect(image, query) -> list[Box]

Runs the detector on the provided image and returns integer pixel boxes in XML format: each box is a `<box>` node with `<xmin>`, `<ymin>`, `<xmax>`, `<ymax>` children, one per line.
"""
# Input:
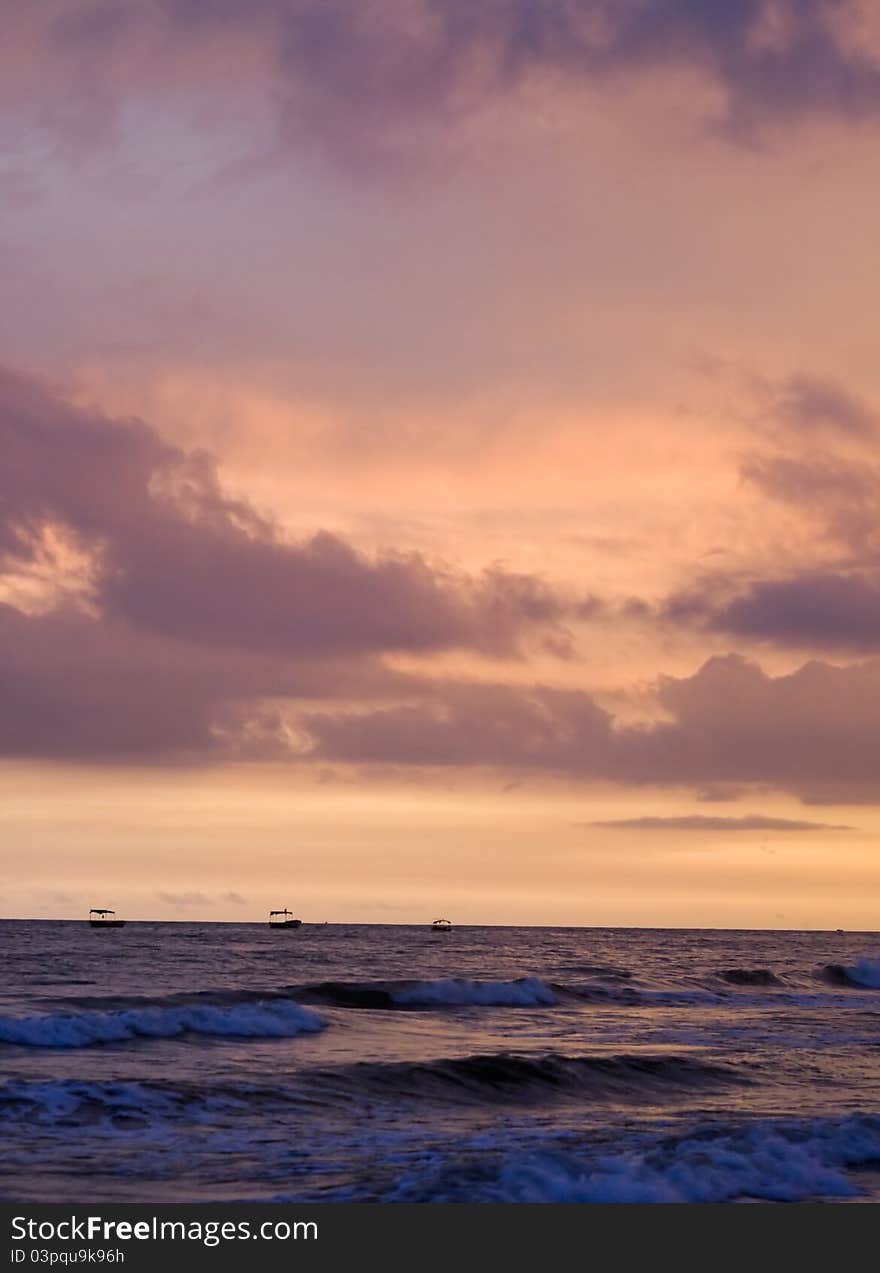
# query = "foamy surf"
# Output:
<box><xmin>387</xmin><ymin>1114</ymin><xmax>880</xmax><ymax>1203</ymax></box>
<box><xmin>0</xmin><ymin>999</ymin><xmax>326</xmax><ymax>1048</ymax></box>
<box><xmin>5</xmin><ymin>921</ymin><xmax>880</xmax><ymax>1202</ymax></box>
<box><xmin>0</xmin><ymin>1053</ymin><xmax>742</xmax><ymax>1129</ymax></box>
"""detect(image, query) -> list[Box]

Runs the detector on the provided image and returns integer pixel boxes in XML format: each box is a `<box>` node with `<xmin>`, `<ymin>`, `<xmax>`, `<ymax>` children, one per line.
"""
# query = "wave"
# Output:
<box><xmin>820</xmin><ymin>957</ymin><xmax>880</xmax><ymax>989</ymax></box>
<box><xmin>306</xmin><ymin>1051</ymin><xmax>744</xmax><ymax>1109</ymax></box>
<box><xmin>300</xmin><ymin>975</ymin><xmax>877</xmax><ymax>1014</ymax></box>
<box><xmin>0</xmin><ymin>998</ymin><xmax>326</xmax><ymax>1049</ymax></box>
<box><xmin>9</xmin><ymin>951</ymin><xmax>879</xmax><ymax>1054</ymax></box>
<box><xmin>300</xmin><ymin>977</ymin><xmax>557</xmax><ymax>1009</ymax></box>
<box><xmin>1</xmin><ymin>1079</ymin><xmax>201</xmax><ymax>1129</ymax></box>
<box><xmin>0</xmin><ymin>1077</ymin><xmax>302</xmax><ymax>1129</ymax></box>
<box><xmin>567</xmin><ymin>985</ymin><xmax>726</xmax><ymax>1007</ymax></box>
<box><xmin>0</xmin><ymin>1052</ymin><xmax>742</xmax><ymax>1129</ymax></box>
<box><xmin>387</xmin><ymin>1114</ymin><xmax>880</xmax><ymax>1202</ymax></box>
<box><xmin>718</xmin><ymin>968</ymin><xmax>784</xmax><ymax>987</ymax></box>
<box><xmin>295</xmin><ymin>982</ymin><xmax>397</xmax><ymax>1009</ymax></box>
<box><xmin>393</xmin><ymin>977</ymin><xmax>556</xmax><ymax>1008</ymax></box>
<box><xmin>566</xmin><ymin>982</ymin><xmax>880</xmax><ymax>1011</ymax></box>
<box><xmin>558</xmin><ymin>964</ymin><xmax>634</xmax><ymax>982</ymax></box>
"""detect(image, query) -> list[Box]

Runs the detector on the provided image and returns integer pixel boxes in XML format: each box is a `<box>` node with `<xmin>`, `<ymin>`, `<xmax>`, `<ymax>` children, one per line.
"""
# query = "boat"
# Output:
<box><xmin>88</xmin><ymin>908</ymin><xmax>125</xmax><ymax>929</ymax></box>
<box><xmin>430</xmin><ymin>918</ymin><xmax>453</xmax><ymax>932</ymax></box>
<box><xmin>269</xmin><ymin>909</ymin><xmax>302</xmax><ymax>929</ymax></box>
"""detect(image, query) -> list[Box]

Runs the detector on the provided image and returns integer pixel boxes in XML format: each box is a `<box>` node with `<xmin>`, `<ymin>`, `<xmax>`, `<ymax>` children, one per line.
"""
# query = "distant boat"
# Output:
<box><xmin>269</xmin><ymin>909</ymin><xmax>302</xmax><ymax>929</ymax></box>
<box><xmin>430</xmin><ymin>918</ymin><xmax>453</xmax><ymax>932</ymax></box>
<box><xmin>89</xmin><ymin>908</ymin><xmax>125</xmax><ymax>929</ymax></box>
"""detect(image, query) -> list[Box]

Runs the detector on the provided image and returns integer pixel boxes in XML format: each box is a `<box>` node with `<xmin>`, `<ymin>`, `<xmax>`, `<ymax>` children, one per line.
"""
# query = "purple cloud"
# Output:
<box><xmin>0</xmin><ymin>366</ymin><xmax>584</xmax><ymax>760</ymax></box>
<box><xmin>660</xmin><ymin>377</ymin><xmax>880</xmax><ymax>652</ymax></box>
<box><xmin>761</xmin><ymin>374</ymin><xmax>878</xmax><ymax>440</ymax></box>
<box><xmin>6</xmin><ymin>1</ymin><xmax>880</xmax><ymax>170</ymax></box>
<box><xmin>0</xmin><ymin>366</ymin><xmax>573</xmax><ymax>660</ymax></box>
<box><xmin>5</xmin><ymin>364</ymin><xmax>880</xmax><ymax>806</ymax></box>
<box><xmin>301</xmin><ymin>653</ymin><xmax>880</xmax><ymax>803</ymax></box>
<box><xmin>708</xmin><ymin>571</ymin><xmax>880</xmax><ymax>651</ymax></box>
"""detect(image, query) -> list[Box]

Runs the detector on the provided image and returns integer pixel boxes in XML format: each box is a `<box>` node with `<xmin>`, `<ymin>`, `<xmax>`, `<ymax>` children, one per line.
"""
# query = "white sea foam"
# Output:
<box><xmin>1</xmin><ymin>1079</ymin><xmax>180</xmax><ymax>1124</ymax></box>
<box><xmin>0</xmin><ymin>999</ymin><xmax>326</xmax><ymax>1048</ymax></box>
<box><xmin>385</xmin><ymin>1114</ymin><xmax>880</xmax><ymax>1203</ymax></box>
<box><xmin>483</xmin><ymin>1115</ymin><xmax>880</xmax><ymax>1203</ymax></box>
<box><xmin>393</xmin><ymin>977</ymin><xmax>557</xmax><ymax>1008</ymax></box>
<box><xmin>0</xmin><ymin>1077</ymin><xmax>282</xmax><ymax>1130</ymax></box>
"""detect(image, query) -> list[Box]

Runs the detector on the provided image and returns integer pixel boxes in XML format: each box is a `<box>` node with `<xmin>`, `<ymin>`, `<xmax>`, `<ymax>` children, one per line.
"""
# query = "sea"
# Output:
<box><xmin>1</xmin><ymin>920</ymin><xmax>880</xmax><ymax>1204</ymax></box>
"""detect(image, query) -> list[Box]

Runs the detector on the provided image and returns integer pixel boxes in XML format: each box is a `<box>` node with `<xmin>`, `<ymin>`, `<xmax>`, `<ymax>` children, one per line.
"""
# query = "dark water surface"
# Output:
<box><xmin>2</xmin><ymin>920</ymin><xmax>880</xmax><ymax>1202</ymax></box>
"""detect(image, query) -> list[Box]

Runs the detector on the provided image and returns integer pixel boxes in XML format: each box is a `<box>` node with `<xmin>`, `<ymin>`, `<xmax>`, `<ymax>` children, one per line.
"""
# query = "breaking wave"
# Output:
<box><xmin>0</xmin><ymin>998</ymin><xmax>326</xmax><ymax>1049</ymax></box>
<box><xmin>820</xmin><ymin>958</ymin><xmax>880</xmax><ymax>989</ymax></box>
<box><xmin>301</xmin><ymin>977</ymin><xmax>557</xmax><ymax>1009</ymax></box>
<box><xmin>297</xmin><ymin>972</ymin><xmax>880</xmax><ymax>1013</ymax></box>
<box><xmin>393</xmin><ymin>977</ymin><xmax>556</xmax><ymax>1007</ymax></box>
<box><xmin>388</xmin><ymin>1114</ymin><xmax>880</xmax><ymax>1202</ymax></box>
<box><xmin>0</xmin><ymin>1079</ymin><xmax>227</xmax><ymax>1129</ymax></box>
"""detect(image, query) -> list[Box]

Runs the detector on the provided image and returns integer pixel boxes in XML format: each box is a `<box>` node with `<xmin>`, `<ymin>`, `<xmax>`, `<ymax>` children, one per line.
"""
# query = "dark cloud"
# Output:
<box><xmin>7</xmin><ymin>1</ymin><xmax>880</xmax><ymax>168</ymax></box>
<box><xmin>303</xmin><ymin>681</ymin><xmax>613</xmax><ymax>769</ymax></box>
<box><xmin>104</xmin><ymin>526</ymin><xmax>572</xmax><ymax>660</ymax></box>
<box><xmin>585</xmin><ymin>814</ymin><xmax>854</xmax><ymax>831</ymax></box>
<box><xmin>302</xmin><ymin>653</ymin><xmax>880</xmax><ymax>802</ymax></box>
<box><xmin>635</xmin><ymin>654</ymin><xmax>880</xmax><ymax>801</ymax></box>
<box><xmin>0</xmin><ymin>604</ymin><xmax>226</xmax><ymax>761</ymax></box>
<box><xmin>0</xmin><ymin>600</ymin><xmax>366</xmax><ymax>762</ymax></box>
<box><xmin>0</xmin><ymin>366</ymin><xmax>580</xmax><ymax>760</ymax></box>
<box><xmin>663</xmin><ymin>560</ymin><xmax>880</xmax><ymax>654</ymax></box>
<box><xmin>707</xmin><ymin>570</ymin><xmax>880</xmax><ymax>651</ymax></box>
<box><xmin>0</xmin><ymin>366</ymin><xmax>571</xmax><ymax>661</ymax></box>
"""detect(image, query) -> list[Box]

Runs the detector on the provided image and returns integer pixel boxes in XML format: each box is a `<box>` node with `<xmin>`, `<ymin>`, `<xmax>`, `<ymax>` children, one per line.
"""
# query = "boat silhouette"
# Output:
<box><xmin>269</xmin><ymin>909</ymin><xmax>302</xmax><ymax>929</ymax></box>
<box><xmin>88</xmin><ymin>908</ymin><xmax>125</xmax><ymax>929</ymax></box>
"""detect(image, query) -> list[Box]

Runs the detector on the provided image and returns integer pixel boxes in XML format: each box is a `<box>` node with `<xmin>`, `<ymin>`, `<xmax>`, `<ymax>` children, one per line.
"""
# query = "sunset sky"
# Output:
<box><xmin>3</xmin><ymin>1</ymin><xmax>880</xmax><ymax>928</ymax></box>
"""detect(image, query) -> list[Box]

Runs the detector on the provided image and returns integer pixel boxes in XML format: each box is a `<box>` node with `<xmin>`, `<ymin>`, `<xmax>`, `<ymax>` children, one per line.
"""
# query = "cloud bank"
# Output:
<box><xmin>0</xmin><ymin>366</ymin><xmax>582</xmax><ymax>759</ymax></box>
<box><xmin>5</xmin><ymin>365</ymin><xmax>880</xmax><ymax>806</ymax></box>
<box><xmin>4</xmin><ymin>1</ymin><xmax>880</xmax><ymax>169</ymax></box>
<box><xmin>302</xmin><ymin>654</ymin><xmax>880</xmax><ymax>803</ymax></box>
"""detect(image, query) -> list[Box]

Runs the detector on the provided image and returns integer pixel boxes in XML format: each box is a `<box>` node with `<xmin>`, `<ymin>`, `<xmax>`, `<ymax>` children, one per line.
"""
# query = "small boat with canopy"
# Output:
<box><xmin>269</xmin><ymin>909</ymin><xmax>302</xmax><ymax>929</ymax></box>
<box><xmin>89</xmin><ymin>908</ymin><xmax>125</xmax><ymax>929</ymax></box>
<box><xmin>430</xmin><ymin>918</ymin><xmax>453</xmax><ymax>932</ymax></box>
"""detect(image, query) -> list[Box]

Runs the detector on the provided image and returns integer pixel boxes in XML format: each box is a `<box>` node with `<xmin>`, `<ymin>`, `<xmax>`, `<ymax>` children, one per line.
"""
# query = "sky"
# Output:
<box><xmin>2</xmin><ymin>0</ymin><xmax>880</xmax><ymax>928</ymax></box>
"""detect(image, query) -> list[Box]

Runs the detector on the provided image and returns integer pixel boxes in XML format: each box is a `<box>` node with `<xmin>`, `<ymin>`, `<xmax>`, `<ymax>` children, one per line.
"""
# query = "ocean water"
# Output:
<box><xmin>2</xmin><ymin>920</ymin><xmax>880</xmax><ymax>1204</ymax></box>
